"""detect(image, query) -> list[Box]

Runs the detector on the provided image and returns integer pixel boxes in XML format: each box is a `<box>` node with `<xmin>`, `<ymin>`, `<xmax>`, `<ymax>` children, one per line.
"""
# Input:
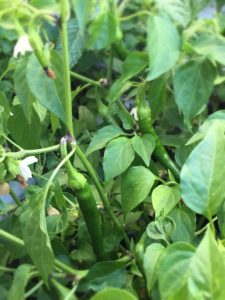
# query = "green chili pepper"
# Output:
<box><xmin>135</xmin><ymin>83</ymin><xmax>180</xmax><ymax>181</ymax></box>
<box><xmin>61</xmin><ymin>139</ymin><xmax>106</xmax><ymax>261</ymax></box>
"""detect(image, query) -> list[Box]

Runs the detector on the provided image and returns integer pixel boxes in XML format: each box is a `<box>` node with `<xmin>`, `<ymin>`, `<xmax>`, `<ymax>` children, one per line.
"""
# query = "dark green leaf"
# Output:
<box><xmin>19</xmin><ymin>186</ymin><xmax>54</xmax><ymax>283</ymax></box>
<box><xmin>91</xmin><ymin>288</ymin><xmax>137</xmax><ymax>300</ymax></box>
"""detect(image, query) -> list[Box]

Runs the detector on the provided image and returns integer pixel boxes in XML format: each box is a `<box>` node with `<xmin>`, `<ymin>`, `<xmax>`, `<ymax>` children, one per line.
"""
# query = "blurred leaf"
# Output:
<box><xmin>72</xmin><ymin>0</ymin><xmax>92</xmax><ymax>33</ymax></box>
<box><xmin>147</xmin><ymin>15</ymin><xmax>180</xmax><ymax>80</ymax></box>
<box><xmin>7</xmin><ymin>264</ymin><xmax>33</xmax><ymax>300</ymax></box>
<box><xmin>91</xmin><ymin>288</ymin><xmax>137</xmax><ymax>300</ymax></box>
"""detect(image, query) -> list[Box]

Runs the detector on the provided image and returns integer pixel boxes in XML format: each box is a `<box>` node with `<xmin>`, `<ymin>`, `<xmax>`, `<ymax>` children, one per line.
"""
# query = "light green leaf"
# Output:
<box><xmin>72</xmin><ymin>0</ymin><xmax>92</xmax><ymax>33</ymax></box>
<box><xmin>154</xmin><ymin>0</ymin><xmax>191</xmax><ymax>27</ymax></box>
<box><xmin>191</xmin><ymin>32</ymin><xmax>225</xmax><ymax>66</ymax></box>
<box><xmin>86</xmin><ymin>125</ymin><xmax>125</xmax><ymax>156</ymax></box>
<box><xmin>51</xmin><ymin>278</ymin><xmax>78</xmax><ymax>300</ymax></box>
<box><xmin>146</xmin><ymin>217</ymin><xmax>175</xmax><ymax>243</ymax></box>
<box><xmin>87</xmin><ymin>11</ymin><xmax>118</xmax><ymax>50</ymax></box>
<box><xmin>169</xmin><ymin>207</ymin><xmax>196</xmax><ymax>243</ymax></box>
<box><xmin>7</xmin><ymin>264</ymin><xmax>33</xmax><ymax>300</ymax></box>
<box><xmin>14</xmin><ymin>56</ymin><xmax>34</xmax><ymax>123</ymax></box>
<box><xmin>122</xmin><ymin>52</ymin><xmax>148</xmax><ymax>79</ymax></box>
<box><xmin>103</xmin><ymin>137</ymin><xmax>135</xmax><ymax>181</ymax></box>
<box><xmin>173</xmin><ymin>59</ymin><xmax>216</xmax><ymax>125</ymax></box>
<box><xmin>158</xmin><ymin>243</ymin><xmax>195</xmax><ymax>300</ymax></box>
<box><xmin>19</xmin><ymin>186</ymin><xmax>54</xmax><ymax>284</ymax></box>
<box><xmin>181</xmin><ymin>122</ymin><xmax>225</xmax><ymax>218</ymax></box>
<box><xmin>91</xmin><ymin>288</ymin><xmax>137</xmax><ymax>300</ymax></box>
<box><xmin>121</xmin><ymin>166</ymin><xmax>155</xmax><ymax>215</ymax></box>
<box><xmin>152</xmin><ymin>185</ymin><xmax>180</xmax><ymax>217</ymax></box>
<box><xmin>131</xmin><ymin>134</ymin><xmax>155</xmax><ymax>167</ymax></box>
<box><xmin>143</xmin><ymin>243</ymin><xmax>165</xmax><ymax>293</ymax></box>
<box><xmin>147</xmin><ymin>15</ymin><xmax>180</xmax><ymax>80</ymax></box>
<box><xmin>189</xmin><ymin>229</ymin><xmax>225</xmax><ymax>300</ymax></box>
<box><xmin>26</xmin><ymin>54</ymin><xmax>66</xmax><ymax>123</ymax></box>
<box><xmin>0</xmin><ymin>91</ymin><xmax>10</xmax><ymax>135</ymax></box>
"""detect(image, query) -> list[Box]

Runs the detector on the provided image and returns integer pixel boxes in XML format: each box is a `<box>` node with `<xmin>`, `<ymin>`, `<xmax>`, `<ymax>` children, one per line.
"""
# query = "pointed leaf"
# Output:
<box><xmin>121</xmin><ymin>166</ymin><xmax>155</xmax><ymax>215</ymax></box>
<box><xmin>147</xmin><ymin>15</ymin><xmax>180</xmax><ymax>80</ymax></box>
<box><xmin>131</xmin><ymin>134</ymin><xmax>155</xmax><ymax>167</ymax></box>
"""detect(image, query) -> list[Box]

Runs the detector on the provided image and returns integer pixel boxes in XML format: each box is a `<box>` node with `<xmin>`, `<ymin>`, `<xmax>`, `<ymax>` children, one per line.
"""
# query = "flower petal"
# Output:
<box><xmin>22</xmin><ymin>156</ymin><xmax>38</xmax><ymax>166</ymax></box>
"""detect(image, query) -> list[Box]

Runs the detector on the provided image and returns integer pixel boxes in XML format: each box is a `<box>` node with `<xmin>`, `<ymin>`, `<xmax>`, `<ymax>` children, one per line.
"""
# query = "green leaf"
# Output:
<box><xmin>158</xmin><ymin>243</ymin><xmax>195</xmax><ymax>300</ymax></box>
<box><xmin>121</xmin><ymin>166</ymin><xmax>155</xmax><ymax>215</ymax></box>
<box><xmin>169</xmin><ymin>207</ymin><xmax>196</xmax><ymax>243</ymax></box>
<box><xmin>152</xmin><ymin>185</ymin><xmax>180</xmax><ymax>217</ymax></box>
<box><xmin>91</xmin><ymin>288</ymin><xmax>138</xmax><ymax>300</ymax></box>
<box><xmin>0</xmin><ymin>91</ymin><xmax>10</xmax><ymax>135</ymax></box>
<box><xmin>7</xmin><ymin>264</ymin><xmax>33</xmax><ymax>300</ymax></box>
<box><xmin>87</xmin><ymin>11</ymin><xmax>118</xmax><ymax>50</ymax></box>
<box><xmin>148</xmin><ymin>76</ymin><xmax>166</xmax><ymax>121</ymax></box>
<box><xmin>143</xmin><ymin>243</ymin><xmax>165</xmax><ymax>293</ymax></box>
<box><xmin>147</xmin><ymin>15</ymin><xmax>180</xmax><ymax>80</ymax></box>
<box><xmin>14</xmin><ymin>56</ymin><xmax>34</xmax><ymax>124</ymax></box>
<box><xmin>122</xmin><ymin>52</ymin><xmax>148</xmax><ymax>79</ymax></box>
<box><xmin>108</xmin><ymin>79</ymin><xmax>132</xmax><ymax>103</ymax></box>
<box><xmin>86</xmin><ymin>125</ymin><xmax>125</xmax><ymax>156</ymax></box>
<box><xmin>146</xmin><ymin>217</ymin><xmax>175</xmax><ymax>243</ymax></box>
<box><xmin>51</xmin><ymin>278</ymin><xmax>78</xmax><ymax>300</ymax></box>
<box><xmin>191</xmin><ymin>32</ymin><xmax>225</xmax><ymax>66</ymax></box>
<box><xmin>181</xmin><ymin>122</ymin><xmax>225</xmax><ymax>218</ymax></box>
<box><xmin>26</xmin><ymin>54</ymin><xmax>66</xmax><ymax>123</ymax></box>
<box><xmin>190</xmin><ymin>229</ymin><xmax>225</xmax><ymax>300</ymax></box>
<box><xmin>154</xmin><ymin>0</ymin><xmax>191</xmax><ymax>27</ymax></box>
<box><xmin>19</xmin><ymin>186</ymin><xmax>54</xmax><ymax>284</ymax></box>
<box><xmin>173</xmin><ymin>59</ymin><xmax>216</xmax><ymax>125</ymax></box>
<box><xmin>8</xmin><ymin>105</ymin><xmax>41</xmax><ymax>149</ymax></box>
<box><xmin>78</xmin><ymin>261</ymin><xmax>127</xmax><ymax>292</ymax></box>
<box><xmin>131</xmin><ymin>134</ymin><xmax>155</xmax><ymax>167</ymax></box>
<box><xmin>72</xmin><ymin>0</ymin><xmax>92</xmax><ymax>33</ymax></box>
<box><xmin>103</xmin><ymin>137</ymin><xmax>135</xmax><ymax>181</ymax></box>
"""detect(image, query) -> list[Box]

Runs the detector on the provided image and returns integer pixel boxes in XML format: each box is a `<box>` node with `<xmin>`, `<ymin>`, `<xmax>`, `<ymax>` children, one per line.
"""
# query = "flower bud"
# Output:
<box><xmin>0</xmin><ymin>182</ymin><xmax>10</xmax><ymax>195</ymax></box>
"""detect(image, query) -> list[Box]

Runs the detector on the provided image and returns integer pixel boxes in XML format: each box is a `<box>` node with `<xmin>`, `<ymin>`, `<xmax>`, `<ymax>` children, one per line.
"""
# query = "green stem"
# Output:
<box><xmin>24</xmin><ymin>280</ymin><xmax>44</xmax><ymax>298</ymax></box>
<box><xmin>0</xmin><ymin>229</ymin><xmax>79</xmax><ymax>275</ymax></box>
<box><xmin>9</xmin><ymin>188</ymin><xmax>21</xmax><ymax>206</ymax></box>
<box><xmin>70</xmin><ymin>71</ymin><xmax>102</xmax><ymax>88</ymax></box>
<box><xmin>60</xmin><ymin>0</ymin><xmax>74</xmax><ymax>135</ymax></box>
<box><xmin>0</xmin><ymin>266</ymin><xmax>16</xmax><ymax>273</ymax></box>
<box><xmin>107</xmin><ymin>47</ymin><xmax>113</xmax><ymax>85</ymax></box>
<box><xmin>6</xmin><ymin>144</ymin><xmax>60</xmax><ymax>159</ymax></box>
<box><xmin>195</xmin><ymin>217</ymin><xmax>217</xmax><ymax>236</ymax></box>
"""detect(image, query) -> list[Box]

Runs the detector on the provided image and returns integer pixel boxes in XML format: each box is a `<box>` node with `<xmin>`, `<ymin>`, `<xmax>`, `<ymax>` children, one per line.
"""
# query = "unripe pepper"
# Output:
<box><xmin>135</xmin><ymin>83</ymin><xmax>180</xmax><ymax>181</ymax></box>
<box><xmin>60</xmin><ymin>139</ymin><xmax>106</xmax><ymax>261</ymax></box>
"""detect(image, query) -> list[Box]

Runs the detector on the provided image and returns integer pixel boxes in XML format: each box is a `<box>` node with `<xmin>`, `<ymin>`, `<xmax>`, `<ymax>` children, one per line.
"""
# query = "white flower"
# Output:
<box><xmin>19</xmin><ymin>156</ymin><xmax>38</xmax><ymax>181</ymax></box>
<box><xmin>13</xmin><ymin>35</ymin><xmax>32</xmax><ymax>58</ymax></box>
<box><xmin>130</xmin><ymin>107</ymin><xmax>139</xmax><ymax>121</ymax></box>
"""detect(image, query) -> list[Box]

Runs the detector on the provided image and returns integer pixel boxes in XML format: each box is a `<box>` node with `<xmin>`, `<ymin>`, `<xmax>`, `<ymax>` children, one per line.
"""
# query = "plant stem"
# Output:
<box><xmin>9</xmin><ymin>188</ymin><xmax>21</xmax><ymax>206</ymax></box>
<box><xmin>70</xmin><ymin>71</ymin><xmax>102</xmax><ymax>87</ymax></box>
<box><xmin>0</xmin><ymin>229</ymin><xmax>79</xmax><ymax>275</ymax></box>
<box><xmin>107</xmin><ymin>47</ymin><xmax>113</xmax><ymax>85</ymax></box>
<box><xmin>195</xmin><ymin>217</ymin><xmax>217</xmax><ymax>236</ymax></box>
<box><xmin>6</xmin><ymin>144</ymin><xmax>60</xmax><ymax>159</ymax></box>
<box><xmin>120</xmin><ymin>10</ymin><xmax>151</xmax><ymax>21</ymax></box>
<box><xmin>0</xmin><ymin>266</ymin><xmax>16</xmax><ymax>273</ymax></box>
<box><xmin>25</xmin><ymin>280</ymin><xmax>44</xmax><ymax>298</ymax></box>
<box><xmin>60</xmin><ymin>0</ymin><xmax>73</xmax><ymax>135</ymax></box>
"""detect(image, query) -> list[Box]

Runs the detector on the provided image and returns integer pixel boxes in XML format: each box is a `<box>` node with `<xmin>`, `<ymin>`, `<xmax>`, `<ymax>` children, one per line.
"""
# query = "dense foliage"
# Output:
<box><xmin>1</xmin><ymin>0</ymin><xmax>225</xmax><ymax>299</ymax></box>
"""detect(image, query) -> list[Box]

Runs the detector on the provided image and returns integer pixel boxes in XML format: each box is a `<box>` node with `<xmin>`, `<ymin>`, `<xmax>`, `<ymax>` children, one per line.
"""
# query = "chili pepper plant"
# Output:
<box><xmin>0</xmin><ymin>0</ymin><xmax>225</xmax><ymax>299</ymax></box>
